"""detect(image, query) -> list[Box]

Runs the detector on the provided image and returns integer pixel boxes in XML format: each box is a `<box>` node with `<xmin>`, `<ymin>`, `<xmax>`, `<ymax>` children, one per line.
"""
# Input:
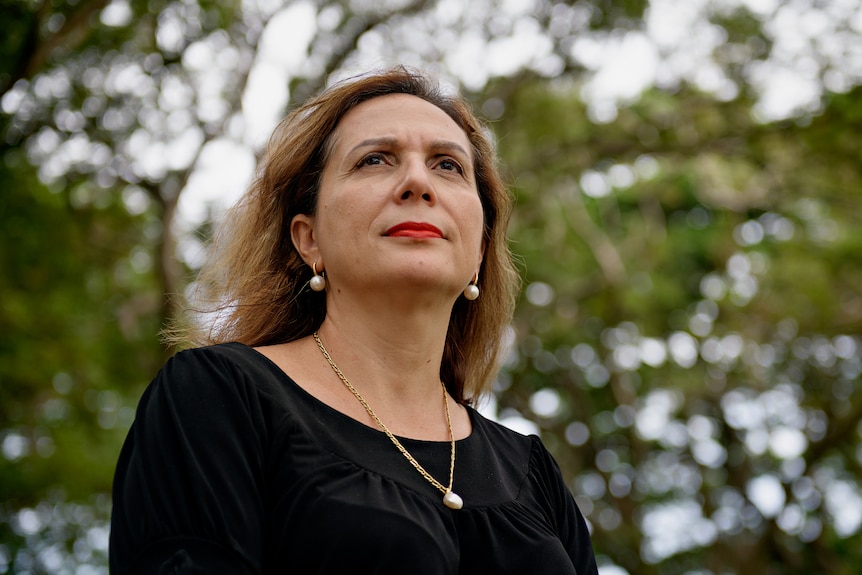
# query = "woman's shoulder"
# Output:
<box><xmin>144</xmin><ymin>342</ymin><xmax>296</xmax><ymax>408</ymax></box>
<box><xmin>162</xmin><ymin>342</ymin><xmax>285</xmax><ymax>379</ymax></box>
<box><xmin>463</xmin><ymin>406</ymin><xmax>542</xmax><ymax>471</ymax></box>
<box><xmin>467</xmin><ymin>406</ymin><xmax>565</xmax><ymax>480</ymax></box>
<box><xmin>467</xmin><ymin>405</ymin><xmax>538</xmax><ymax>448</ymax></box>
<box><xmin>167</xmin><ymin>341</ymin><xmax>266</xmax><ymax>367</ymax></box>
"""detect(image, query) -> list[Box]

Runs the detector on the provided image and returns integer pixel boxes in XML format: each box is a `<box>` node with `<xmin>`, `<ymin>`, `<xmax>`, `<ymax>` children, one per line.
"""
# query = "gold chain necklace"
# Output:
<box><xmin>312</xmin><ymin>331</ymin><xmax>463</xmax><ymax>510</ymax></box>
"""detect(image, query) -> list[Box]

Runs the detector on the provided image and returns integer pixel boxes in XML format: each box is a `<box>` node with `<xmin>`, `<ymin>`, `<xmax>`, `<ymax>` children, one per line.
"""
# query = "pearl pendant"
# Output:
<box><xmin>443</xmin><ymin>490</ymin><xmax>463</xmax><ymax>510</ymax></box>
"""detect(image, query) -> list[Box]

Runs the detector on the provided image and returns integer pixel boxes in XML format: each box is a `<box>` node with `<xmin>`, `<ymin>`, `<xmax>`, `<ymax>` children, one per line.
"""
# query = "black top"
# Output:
<box><xmin>110</xmin><ymin>343</ymin><xmax>598</xmax><ymax>574</ymax></box>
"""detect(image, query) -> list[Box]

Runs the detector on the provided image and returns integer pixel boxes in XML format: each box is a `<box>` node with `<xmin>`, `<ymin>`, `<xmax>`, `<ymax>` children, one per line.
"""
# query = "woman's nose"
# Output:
<box><xmin>395</xmin><ymin>159</ymin><xmax>436</xmax><ymax>205</ymax></box>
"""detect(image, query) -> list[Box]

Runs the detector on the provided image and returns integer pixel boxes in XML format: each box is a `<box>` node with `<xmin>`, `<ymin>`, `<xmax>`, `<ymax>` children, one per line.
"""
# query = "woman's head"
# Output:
<box><xmin>290</xmin><ymin>92</ymin><xmax>486</xmax><ymax>313</ymax></box>
<box><xmin>187</xmin><ymin>67</ymin><xmax>519</xmax><ymax>402</ymax></box>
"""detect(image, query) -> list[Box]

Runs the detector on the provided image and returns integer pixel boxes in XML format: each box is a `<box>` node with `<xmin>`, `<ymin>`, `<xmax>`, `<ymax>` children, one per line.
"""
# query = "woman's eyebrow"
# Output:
<box><xmin>347</xmin><ymin>137</ymin><xmax>470</xmax><ymax>160</ymax></box>
<box><xmin>428</xmin><ymin>140</ymin><xmax>471</xmax><ymax>160</ymax></box>
<box><xmin>348</xmin><ymin>137</ymin><xmax>398</xmax><ymax>155</ymax></box>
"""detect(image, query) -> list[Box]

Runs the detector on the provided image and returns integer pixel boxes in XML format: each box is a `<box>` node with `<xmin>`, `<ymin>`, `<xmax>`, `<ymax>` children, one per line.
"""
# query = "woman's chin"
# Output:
<box><xmin>366</xmin><ymin>273</ymin><xmax>464</xmax><ymax>302</ymax></box>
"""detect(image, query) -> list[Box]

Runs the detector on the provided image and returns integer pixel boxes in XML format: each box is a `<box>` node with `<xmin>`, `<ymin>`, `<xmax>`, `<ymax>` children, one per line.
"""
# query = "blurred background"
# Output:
<box><xmin>2</xmin><ymin>0</ymin><xmax>862</xmax><ymax>573</ymax></box>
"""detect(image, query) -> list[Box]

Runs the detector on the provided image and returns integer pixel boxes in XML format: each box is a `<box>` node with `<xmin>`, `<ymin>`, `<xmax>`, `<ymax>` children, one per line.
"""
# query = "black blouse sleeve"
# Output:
<box><xmin>530</xmin><ymin>437</ymin><xmax>599</xmax><ymax>575</ymax></box>
<box><xmin>110</xmin><ymin>346</ymin><xmax>269</xmax><ymax>574</ymax></box>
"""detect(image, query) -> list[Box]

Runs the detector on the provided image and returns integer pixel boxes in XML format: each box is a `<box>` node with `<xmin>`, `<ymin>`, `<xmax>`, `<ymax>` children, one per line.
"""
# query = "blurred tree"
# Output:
<box><xmin>2</xmin><ymin>0</ymin><xmax>861</xmax><ymax>573</ymax></box>
<box><xmin>491</xmin><ymin>78</ymin><xmax>862</xmax><ymax>574</ymax></box>
<box><xmin>0</xmin><ymin>148</ymin><xmax>161</xmax><ymax>573</ymax></box>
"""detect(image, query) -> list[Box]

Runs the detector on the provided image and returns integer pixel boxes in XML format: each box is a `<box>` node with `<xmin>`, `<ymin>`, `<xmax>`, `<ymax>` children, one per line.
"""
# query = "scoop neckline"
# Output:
<box><xmin>235</xmin><ymin>341</ymin><xmax>477</xmax><ymax>446</ymax></box>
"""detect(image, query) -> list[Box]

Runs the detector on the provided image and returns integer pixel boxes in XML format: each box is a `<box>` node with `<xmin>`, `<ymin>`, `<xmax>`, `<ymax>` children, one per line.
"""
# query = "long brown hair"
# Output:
<box><xmin>177</xmin><ymin>67</ymin><xmax>519</xmax><ymax>403</ymax></box>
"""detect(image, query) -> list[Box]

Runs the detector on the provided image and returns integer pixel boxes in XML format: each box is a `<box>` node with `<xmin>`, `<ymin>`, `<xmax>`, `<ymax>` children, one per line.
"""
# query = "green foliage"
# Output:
<box><xmin>0</xmin><ymin>152</ymin><xmax>163</xmax><ymax>571</ymax></box>
<box><xmin>2</xmin><ymin>0</ymin><xmax>862</xmax><ymax>573</ymax></box>
<box><xmin>492</xmin><ymin>77</ymin><xmax>862</xmax><ymax>574</ymax></box>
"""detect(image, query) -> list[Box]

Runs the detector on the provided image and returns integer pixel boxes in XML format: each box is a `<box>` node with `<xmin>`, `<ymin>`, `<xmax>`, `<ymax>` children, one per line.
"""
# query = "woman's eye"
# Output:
<box><xmin>437</xmin><ymin>159</ymin><xmax>463</xmax><ymax>173</ymax></box>
<box><xmin>358</xmin><ymin>154</ymin><xmax>386</xmax><ymax>167</ymax></box>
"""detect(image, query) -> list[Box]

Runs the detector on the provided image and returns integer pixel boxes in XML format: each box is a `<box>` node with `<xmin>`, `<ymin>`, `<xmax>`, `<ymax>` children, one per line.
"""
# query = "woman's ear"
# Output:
<box><xmin>291</xmin><ymin>214</ymin><xmax>319</xmax><ymax>266</ymax></box>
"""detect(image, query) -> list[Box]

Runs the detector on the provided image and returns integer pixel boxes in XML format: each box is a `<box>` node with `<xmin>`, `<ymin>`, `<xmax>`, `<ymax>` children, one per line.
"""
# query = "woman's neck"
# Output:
<box><xmin>317</xmin><ymin>307</ymin><xmax>446</xmax><ymax>393</ymax></box>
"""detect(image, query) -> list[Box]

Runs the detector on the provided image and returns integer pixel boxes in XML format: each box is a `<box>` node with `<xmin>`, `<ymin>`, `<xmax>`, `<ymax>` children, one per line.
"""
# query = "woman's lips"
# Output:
<box><xmin>384</xmin><ymin>222</ymin><xmax>443</xmax><ymax>238</ymax></box>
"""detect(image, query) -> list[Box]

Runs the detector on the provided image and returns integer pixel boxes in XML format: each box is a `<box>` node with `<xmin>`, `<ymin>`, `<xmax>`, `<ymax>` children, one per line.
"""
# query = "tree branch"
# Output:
<box><xmin>556</xmin><ymin>181</ymin><xmax>628</xmax><ymax>287</ymax></box>
<box><xmin>2</xmin><ymin>0</ymin><xmax>112</xmax><ymax>98</ymax></box>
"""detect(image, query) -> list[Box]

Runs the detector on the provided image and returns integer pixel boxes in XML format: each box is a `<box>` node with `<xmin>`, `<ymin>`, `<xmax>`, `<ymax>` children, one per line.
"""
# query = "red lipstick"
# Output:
<box><xmin>384</xmin><ymin>222</ymin><xmax>443</xmax><ymax>239</ymax></box>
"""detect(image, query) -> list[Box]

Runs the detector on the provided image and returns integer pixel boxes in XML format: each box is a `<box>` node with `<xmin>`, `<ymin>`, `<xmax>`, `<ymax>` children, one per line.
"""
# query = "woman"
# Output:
<box><xmin>110</xmin><ymin>68</ymin><xmax>598</xmax><ymax>574</ymax></box>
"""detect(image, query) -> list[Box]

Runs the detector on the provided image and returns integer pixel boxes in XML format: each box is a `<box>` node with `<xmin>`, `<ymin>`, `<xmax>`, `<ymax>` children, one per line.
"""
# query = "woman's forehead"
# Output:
<box><xmin>330</xmin><ymin>93</ymin><xmax>471</xmax><ymax>153</ymax></box>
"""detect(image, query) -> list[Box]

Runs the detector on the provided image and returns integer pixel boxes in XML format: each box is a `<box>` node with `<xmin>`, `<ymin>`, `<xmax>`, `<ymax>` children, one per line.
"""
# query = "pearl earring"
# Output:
<box><xmin>310</xmin><ymin>262</ymin><xmax>326</xmax><ymax>292</ymax></box>
<box><xmin>463</xmin><ymin>273</ymin><xmax>479</xmax><ymax>301</ymax></box>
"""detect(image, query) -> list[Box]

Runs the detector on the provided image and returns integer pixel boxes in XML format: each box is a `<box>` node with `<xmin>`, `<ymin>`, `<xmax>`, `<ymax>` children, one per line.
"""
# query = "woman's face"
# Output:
<box><xmin>292</xmin><ymin>93</ymin><xmax>485</xmax><ymax>301</ymax></box>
